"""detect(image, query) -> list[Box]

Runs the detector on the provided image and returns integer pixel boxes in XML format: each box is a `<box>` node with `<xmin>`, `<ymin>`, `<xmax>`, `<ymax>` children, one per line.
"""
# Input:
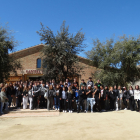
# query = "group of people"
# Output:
<box><xmin>0</xmin><ymin>77</ymin><xmax>140</xmax><ymax>115</ymax></box>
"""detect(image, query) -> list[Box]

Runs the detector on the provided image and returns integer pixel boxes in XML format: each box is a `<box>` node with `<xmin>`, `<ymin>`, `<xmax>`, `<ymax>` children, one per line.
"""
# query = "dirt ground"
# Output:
<box><xmin>0</xmin><ymin>110</ymin><xmax>140</xmax><ymax>140</ymax></box>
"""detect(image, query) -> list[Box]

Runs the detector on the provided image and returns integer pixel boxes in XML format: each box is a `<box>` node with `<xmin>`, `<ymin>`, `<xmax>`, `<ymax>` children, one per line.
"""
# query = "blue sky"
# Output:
<box><xmin>0</xmin><ymin>0</ymin><xmax>140</xmax><ymax>58</ymax></box>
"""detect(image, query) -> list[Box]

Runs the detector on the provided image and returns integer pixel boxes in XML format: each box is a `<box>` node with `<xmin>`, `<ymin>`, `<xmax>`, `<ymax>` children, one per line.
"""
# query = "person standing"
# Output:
<box><xmin>80</xmin><ymin>79</ymin><xmax>87</xmax><ymax>90</ymax></box>
<box><xmin>47</xmin><ymin>85</ymin><xmax>54</xmax><ymax>110</ymax></box>
<box><xmin>22</xmin><ymin>86</ymin><xmax>28</xmax><ymax>109</ymax></box>
<box><xmin>67</xmin><ymin>86</ymin><xmax>74</xmax><ymax>113</ymax></box>
<box><xmin>113</xmin><ymin>85</ymin><xmax>120</xmax><ymax>111</ymax></box>
<box><xmin>16</xmin><ymin>85</ymin><xmax>23</xmax><ymax>109</ymax></box>
<box><xmin>87</xmin><ymin>77</ymin><xmax>94</xmax><ymax>89</ymax></box>
<box><xmin>77</xmin><ymin>86</ymin><xmax>86</xmax><ymax>113</ymax></box>
<box><xmin>109</xmin><ymin>87</ymin><xmax>116</xmax><ymax>111</ymax></box>
<box><xmin>100</xmin><ymin>85</ymin><xmax>106</xmax><ymax>111</ymax></box>
<box><xmin>128</xmin><ymin>86</ymin><xmax>135</xmax><ymax>111</ymax></box>
<box><xmin>86</xmin><ymin>85</ymin><xmax>96</xmax><ymax>113</ymax></box>
<box><xmin>134</xmin><ymin>85</ymin><xmax>140</xmax><ymax>112</ymax></box>
<box><xmin>28</xmin><ymin>85</ymin><xmax>33</xmax><ymax>110</ymax></box>
<box><xmin>123</xmin><ymin>87</ymin><xmax>129</xmax><ymax>110</ymax></box>
<box><xmin>53</xmin><ymin>85</ymin><xmax>61</xmax><ymax>111</ymax></box>
<box><xmin>95</xmin><ymin>80</ymin><xmax>102</xmax><ymax>89</ymax></box>
<box><xmin>61</xmin><ymin>87</ymin><xmax>68</xmax><ymax>113</ymax></box>
<box><xmin>32</xmin><ymin>83</ymin><xmax>39</xmax><ymax>110</ymax></box>
<box><xmin>118</xmin><ymin>86</ymin><xmax>123</xmax><ymax>110</ymax></box>
<box><xmin>0</xmin><ymin>88</ymin><xmax>9</xmax><ymax>114</ymax></box>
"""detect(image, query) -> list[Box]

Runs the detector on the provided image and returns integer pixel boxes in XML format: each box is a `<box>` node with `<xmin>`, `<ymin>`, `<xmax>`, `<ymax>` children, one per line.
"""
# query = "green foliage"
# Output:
<box><xmin>0</xmin><ymin>26</ymin><xmax>21</xmax><ymax>83</ymax></box>
<box><xmin>86</xmin><ymin>35</ymin><xmax>140</xmax><ymax>86</ymax></box>
<box><xmin>37</xmin><ymin>21</ymin><xmax>86</xmax><ymax>80</ymax></box>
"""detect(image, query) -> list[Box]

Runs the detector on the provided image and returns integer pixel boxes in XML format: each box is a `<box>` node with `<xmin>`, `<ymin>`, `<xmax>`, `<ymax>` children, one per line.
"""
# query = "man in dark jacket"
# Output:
<box><xmin>113</xmin><ymin>85</ymin><xmax>120</xmax><ymax>111</ymax></box>
<box><xmin>87</xmin><ymin>77</ymin><xmax>94</xmax><ymax>89</ymax></box>
<box><xmin>77</xmin><ymin>86</ymin><xmax>86</xmax><ymax>113</ymax></box>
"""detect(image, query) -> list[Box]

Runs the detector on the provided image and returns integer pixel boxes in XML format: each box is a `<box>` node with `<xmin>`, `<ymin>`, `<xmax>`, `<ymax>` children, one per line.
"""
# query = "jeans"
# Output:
<box><xmin>47</xmin><ymin>96</ymin><xmax>53</xmax><ymax>110</ymax></box>
<box><xmin>23</xmin><ymin>96</ymin><xmax>28</xmax><ymax>109</ymax></box>
<box><xmin>29</xmin><ymin>97</ymin><xmax>33</xmax><ymax>110</ymax></box>
<box><xmin>86</xmin><ymin>98</ymin><xmax>96</xmax><ymax>111</ymax></box>
<box><xmin>0</xmin><ymin>102</ymin><xmax>9</xmax><ymax>114</ymax></box>
<box><xmin>8</xmin><ymin>95</ymin><xmax>12</xmax><ymax>107</ymax></box>
<box><xmin>54</xmin><ymin>96</ymin><xmax>60</xmax><ymax>109</ymax></box>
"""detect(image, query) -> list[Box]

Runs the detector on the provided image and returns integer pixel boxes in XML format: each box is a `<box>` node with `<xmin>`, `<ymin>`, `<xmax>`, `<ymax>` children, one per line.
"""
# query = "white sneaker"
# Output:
<box><xmin>116</xmin><ymin>109</ymin><xmax>118</xmax><ymax>111</ymax></box>
<box><xmin>124</xmin><ymin>108</ymin><xmax>127</xmax><ymax>110</ymax></box>
<box><xmin>85</xmin><ymin>110</ymin><xmax>87</xmax><ymax>113</ymax></box>
<box><xmin>55</xmin><ymin>108</ymin><xmax>57</xmax><ymax>111</ymax></box>
<box><xmin>58</xmin><ymin>108</ymin><xmax>59</xmax><ymax>111</ymax></box>
<box><xmin>63</xmin><ymin>110</ymin><xmax>65</xmax><ymax>113</ymax></box>
<box><xmin>65</xmin><ymin>110</ymin><xmax>67</xmax><ymax>113</ymax></box>
<box><xmin>70</xmin><ymin>110</ymin><xmax>73</xmax><ymax>113</ymax></box>
<box><xmin>69</xmin><ymin>110</ymin><xmax>71</xmax><ymax>113</ymax></box>
<box><xmin>91</xmin><ymin>111</ymin><xmax>93</xmax><ymax>113</ymax></box>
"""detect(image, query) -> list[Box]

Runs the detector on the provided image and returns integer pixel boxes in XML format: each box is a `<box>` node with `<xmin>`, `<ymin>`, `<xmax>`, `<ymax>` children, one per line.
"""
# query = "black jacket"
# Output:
<box><xmin>16</xmin><ymin>90</ymin><xmax>22</xmax><ymax>97</ymax></box>
<box><xmin>109</xmin><ymin>91</ymin><xmax>116</xmax><ymax>100</ymax></box>
<box><xmin>94</xmin><ymin>89</ymin><xmax>100</xmax><ymax>99</ymax></box>
<box><xmin>23</xmin><ymin>90</ymin><xmax>28</xmax><ymax>96</ymax></box>
<box><xmin>123</xmin><ymin>90</ymin><xmax>128</xmax><ymax>99</ymax></box>
<box><xmin>67</xmin><ymin>91</ymin><xmax>74</xmax><ymax>100</ymax></box>
<box><xmin>78</xmin><ymin>89</ymin><xmax>86</xmax><ymax>101</ymax></box>
<box><xmin>128</xmin><ymin>90</ymin><xmax>134</xmax><ymax>99</ymax></box>
<box><xmin>100</xmin><ymin>89</ymin><xmax>106</xmax><ymax>99</ymax></box>
<box><xmin>113</xmin><ymin>89</ymin><xmax>120</xmax><ymax>98</ymax></box>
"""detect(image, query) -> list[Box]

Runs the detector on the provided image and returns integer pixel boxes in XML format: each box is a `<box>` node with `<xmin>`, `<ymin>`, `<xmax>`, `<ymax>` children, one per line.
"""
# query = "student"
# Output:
<box><xmin>95</xmin><ymin>80</ymin><xmax>102</xmax><ymax>89</ymax></box>
<box><xmin>77</xmin><ymin>86</ymin><xmax>86</xmax><ymax>113</ymax></box>
<box><xmin>100</xmin><ymin>85</ymin><xmax>106</xmax><ymax>111</ymax></box>
<box><xmin>64</xmin><ymin>83</ymin><xmax>68</xmax><ymax>91</ymax></box>
<box><xmin>74</xmin><ymin>85</ymin><xmax>79</xmax><ymax>112</ymax></box>
<box><xmin>22</xmin><ymin>86</ymin><xmax>28</xmax><ymax>109</ymax></box>
<box><xmin>61</xmin><ymin>87</ymin><xmax>68</xmax><ymax>113</ymax></box>
<box><xmin>80</xmin><ymin>79</ymin><xmax>87</xmax><ymax>90</ymax></box>
<box><xmin>87</xmin><ymin>77</ymin><xmax>94</xmax><ymax>89</ymax></box>
<box><xmin>109</xmin><ymin>87</ymin><xmax>116</xmax><ymax>111</ymax></box>
<box><xmin>28</xmin><ymin>85</ymin><xmax>33</xmax><ymax>110</ymax></box>
<box><xmin>123</xmin><ymin>87</ymin><xmax>128</xmax><ymax>110</ymax></box>
<box><xmin>7</xmin><ymin>83</ymin><xmax>14</xmax><ymax>108</ymax></box>
<box><xmin>54</xmin><ymin>85</ymin><xmax>61</xmax><ymax>111</ymax></box>
<box><xmin>93</xmin><ymin>84</ymin><xmax>101</xmax><ymax>112</ymax></box>
<box><xmin>32</xmin><ymin>83</ymin><xmax>39</xmax><ymax>110</ymax></box>
<box><xmin>73</xmin><ymin>78</ymin><xmax>79</xmax><ymax>88</ymax></box>
<box><xmin>67</xmin><ymin>86</ymin><xmax>74</xmax><ymax>113</ymax></box>
<box><xmin>60</xmin><ymin>81</ymin><xmax>64</xmax><ymax>88</ymax></box>
<box><xmin>86</xmin><ymin>85</ymin><xmax>95</xmax><ymax>113</ymax></box>
<box><xmin>64</xmin><ymin>79</ymin><xmax>71</xmax><ymax>87</ymax></box>
<box><xmin>16</xmin><ymin>85</ymin><xmax>23</xmax><ymax>109</ymax></box>
<box><xmin>47</xmin><ymin>85</ymin><xmax>54</xmax><ymax>110</ymax></box>
<box><xmin>134</xmin><ymin>85</ymin><xmax>140</xmax><ymax>112</ymax></box>
<box><xmin>118</xmin><ymin>86</ymin><xmax>123</xmax><ymax>110</ymax></box>
<box><xmin>39</xmin><ymin>83</ymin><xmax>46</xmax><ymax>109</ymax></box>
<box><xmin>113</xmin><ymin>85</ymin><xmax>120</xmax><ymax>111</ymax></box>
<box><xmin>0</xmin><ymin>87</ymin><xmax>9</xmax><ymax>114</ymax></box>
<box><xmin>128</xmin><ymin>86</ymin><xmax>135</xmax><ymax>111</ymax></box>
<box><xmin>104</xmin><ymin>86</ymin><xmax>109</xmax><ymax>111</ymax></box>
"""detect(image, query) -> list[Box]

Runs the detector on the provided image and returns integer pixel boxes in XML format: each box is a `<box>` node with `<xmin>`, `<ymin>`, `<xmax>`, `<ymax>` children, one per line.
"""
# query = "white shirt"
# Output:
<box><xmin>134</xmin><ymin>90</ymin><xmax>140</xmax><ymax>100</ymax></box>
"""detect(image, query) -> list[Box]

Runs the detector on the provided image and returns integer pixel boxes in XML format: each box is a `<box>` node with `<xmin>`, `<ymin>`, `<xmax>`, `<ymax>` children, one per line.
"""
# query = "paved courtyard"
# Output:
<box><xmin>0</xmin><ymin>110</ymin><xmax>140</xmax><ymax>140</ymax></box>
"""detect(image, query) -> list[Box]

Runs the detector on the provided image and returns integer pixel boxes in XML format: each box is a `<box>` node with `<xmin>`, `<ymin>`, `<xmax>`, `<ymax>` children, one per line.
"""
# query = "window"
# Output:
<box><xmin>37</xmin><ymin>58</ymin><xmax>41</xmax><ymax>68</ymax></box>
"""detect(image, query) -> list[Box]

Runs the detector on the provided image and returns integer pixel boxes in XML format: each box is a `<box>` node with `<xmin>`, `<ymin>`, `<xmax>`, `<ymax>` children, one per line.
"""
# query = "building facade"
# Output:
<box><xmin>8</xmin><ymin>44</ymin><xmax>98</xmax><ymax>84</ymax></box>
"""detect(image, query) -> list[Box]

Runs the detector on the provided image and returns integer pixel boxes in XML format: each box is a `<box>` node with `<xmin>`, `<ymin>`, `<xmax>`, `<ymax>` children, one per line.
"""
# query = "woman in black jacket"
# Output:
<box><xmin>104</xmin><ymin>86</ymin><xmax>109</xmax><ymax>111</ymax></box>
<box><xmin>16</xmin><ymin>85</ymin><xmax>23</xmax><ymax>109</ymax></box>
<box><xmin>67</xmin><ymin>86</ymin><xmax>74</xmax><ymax>113</ymax></box>
<box><xmin>109</xmin><ymin>87</ymin><xmax>116</xmax><ymax>111</ymax></box>
<box><xmin>128</xmin><ymin>86</ymin><xmax>134</xmax><ymax>111</ymax></box>
<box><xmin>100</xmin><ymin>85</ymin><xmax>106</xmax><ymax>111</ymax></box>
